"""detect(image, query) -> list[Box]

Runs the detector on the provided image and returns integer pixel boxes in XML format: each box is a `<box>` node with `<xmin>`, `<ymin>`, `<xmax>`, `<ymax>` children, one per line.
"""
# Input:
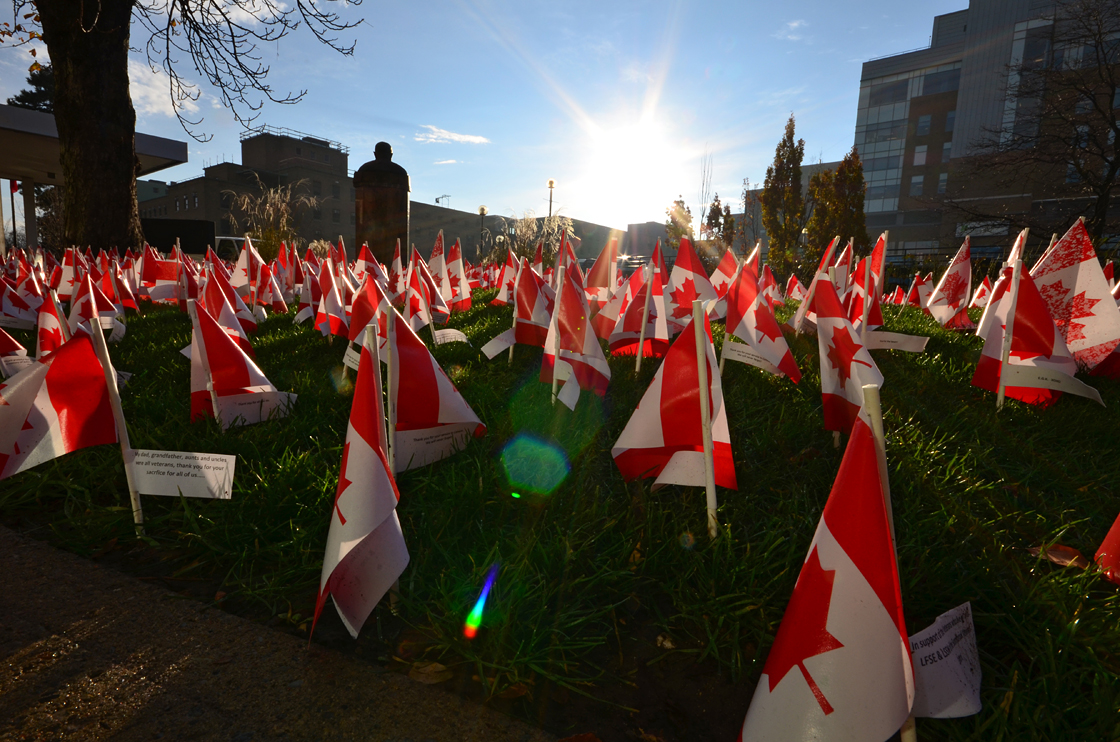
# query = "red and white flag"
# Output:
<box><xmin>612</xmin><ymin>312</ymin><xmax>736</xmax><ymax>489</ymax></box>
<box><xmin>489</xmin><ymin>250</ymin><xmax>519</xmax><ymax>307</ymax></box>
<box><xmin>541</xmin><ymin>269</ymin><xmax>611</xmax><ymax>409</ymax></box>
<box><xmin>428</xmin><ymin>231</ymin><xmax>448</xmax><ymax>299</ymax></box>
<box><xmin>814</xmin><ymin>280</ymin><xmax>884</xmax><ymax>433</ymax></box>
<box><xmin>592</xmin><ymin>267</ymin><xmax>644</xmax><ymax>341</ymax></box>
<box><xmin>208</xmin><ymin>264</ymin><xmax>258</xmax><ymax>333</ymax></box>
<box><xmin>927</xmin><ymin>238</ymin><xmax>974</xmax><ymax>329</ymax></box>
<box><xmin>905</xmin><ymin>272</ymin><xmax>933</xmax><ymax>310</ymax></box>
<box><xmin>832</xmin><ymin>241</ymin><xmax>853</xmax><ymax>297</ymax></box>
<box><xmin>972</xmin><ymin>265</ymin><xmax>1102</xmax><ymax>407</ymax></box>
<box><xmin>531</xmin><ymin>240</ymin><xmax>544</xmax><ymax>276</ymax></box>
<box><xmin>845</xmin><ymin>258</ymin><xmax>883</xmax><ymax>334</ymax></box>
<box><xmin>711</xmin><ymin>249</ymin><xmax>739</xmax><ymax>298</ymax></box>
<box><xmin>188</xmin><ymin>302</ymin><xmax>295</xmax><ymax>426</ymax></box>
<box><xmin>759</xmin><ymin>264</ymin><xmax>785</xmax><ymax>307</ymax></box>
<box><xmin>389</xmin><ymin>309</ymin><xmax>486</xmax><ymax>471</ymax></box>
<box><xmin>786</xmin><ymin>274</ymin><xmax>808</xmax><ymax>303</ymax></box>
<box><xmin>140</xmin><ymin>246</ymin><xmax>181</xmax><ymax>304</ymax></box>
<box><xmin>665</xmin><ymin>237</ymin><xmax>719</xmax><ymax>331</ymax></box>
<box><xmin>739</xmin><ymin>410</ymin><xmax>913</xmax><ymax>741</ymax></box>
<box><xmin>0</xmin><ymin>326</ymin><xmax>25</xmax><ymax>357</ymax></box>
<box><xmin>869</xmin><ymin>232</ymin><xmax>888</xmax><ymax>296</ymax></box>
<box><xmin>584</xmin><ymin>237</ymin><xmax>619</xmax><ymax>311</ymax></box>
<box><xmin>387</xmin><ymin>239</ymin><xmax>406</xmax><ymax>302</ymax></box>
<box><xmin>233</xmin><ymin>240</ymin><xmax>264</xmax><ymax>298</ymax></box>
<box><xmin>294</xmin><ymin>262</ymin><xmax>322</xmax><ymax>324</ymax></box>
<box><xmin>313</xmin><ymin>330</ymin><xmax>409</xmax><ymax>639</ymax></box>
<box><xmin>315</xmin><ymin>259</ymin><xmax>350</xmax><ymax>338</ymax></box>
<box><xmin>69</xmin><ymin>275</ymin><xmax>123</xmax><ymax>341</ymax></box>
<box><xmin>35</xmin><ymin>292</ymin><xmax>67</xmax><ymax>358</ymax></box>
<box><xmin>409</xmin><ymin>248</ymin><xmax>451</xmax><ymax>326</ymax></box>
<box><xmin>609</xmin><ymin>263</ymin><xmax>671</xmax><ymax>357</ymax></box>
<box><xmin>446</xmin><ymin>238</ymin><xmax>471</xmax><ymax>312</ymax></box>
<box><xmin>348</xmin><ymin>275</ymin><xmax>392</xmax><ymax>361</ymax></box>
<box><xmin>0</xmin><ymin>334</ymin><xmax>118</xmax><ymax>480</ymax></box>
<box><xmin>1029</xmin><ymin>218</ymin><xmax>1120</xmax><ymax>370</ymax></box>
<box><xmin>199</xmin><ymin>277</ymin><xmax>255</xmax><ymax>358</ymax></box>
<box><xmin>969</xmin><ymin>276</ymin><xmax>993</xmax><ymax>309</ymax></box>
<box><xmin>724</xmin><ymin>265</ymin><xmax>801</xmax><ymax>382</ymax></box>
<box><xmin>0</xmin><ymin>279</ymin><xmax>35</xmax><ymax>323</ymax></box>
<box><xmin>353</xmin><ymin>243</ymin><xmax>379</xmax><ymax>286</ymax></box>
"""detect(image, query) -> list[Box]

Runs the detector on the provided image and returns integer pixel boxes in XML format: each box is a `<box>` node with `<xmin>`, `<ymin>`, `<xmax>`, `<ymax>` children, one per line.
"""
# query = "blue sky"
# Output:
<box><xmin>1</xmin><ymin>0</ymin><xmax>965</xmax><ymax>232</ymax></box>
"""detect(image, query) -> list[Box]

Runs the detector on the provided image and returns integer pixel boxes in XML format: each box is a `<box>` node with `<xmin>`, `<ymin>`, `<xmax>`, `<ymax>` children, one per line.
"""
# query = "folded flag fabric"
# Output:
<box><xmin>725</xmin><ymin>264</ymin><xmax>801</xmax><ymax>382</ymax></box>
<box><xmin>612</xmin><ymin>311</ymin><xmax>736</xmax><ymax>489</ymax></box>
<box><xmin>739</xmin><ymin>408</ymin><xmax>913</xmax><ymax>741</ymax></box>
<box><xmin>584</xmin><ymin>237</ymin><xmax>619</xmax><ymax>311</ymax></box>
<box><xmin>313</xmin><ymin>329</ymin><xmax>409</xmax><ymax>639</ymax></box>
<box><xmin>541</xmin><ymin>268</ymin><xmax>612</xmax><ymax>409</ymax></box>
<box><xmin>927</xmin><ymin>238</ymin><xmax>975</xmax><ymax>330</ymax></box>
<box><xmin>315</xmin><ymin>259</ymin><xmax>350</xmax><ymax>338</ymax></box>
<box><xmin>0</xmin><ymin>334</ymin><xmax>118</xmax><ymax>480</ymax></box>
<box><xmin>665</xmin><ymin>237</ymin><xmax>719</xmax><ymax>331</ymax></box>
<box><xmin>446</xmin><ymin>238</ymin><xmax>471</xmax><ymax>313</ymax></box>
<box><xmin>711</xmin><ymin>249</ymin><xmax>739</xmax><ymax>298</ymax></box>
<box><xmin>610</xmin><ymin>263</ymin><xmax>671</xmax><ymax>358</ymax></box>
<box><xmin>200</xmin><ymin>276</ymin><xmax>256</xmax><ymax>358</ymax></box>
<box><xmin>814</xmin><ymin>280</ymin><xmax>884</xmax><ymax>433</ymax></box>
<box><xmin>969</xmin><ymin>276</ymin><xmax>993</xmax><ymax>309</ymax></box>
<box><xmin>490</xmin><ymin>250</ymin><xmax>519</xmax><ymax>307</ymax></box>
<box><xmin>36</xmin><ymin>293</ymin><xmax>67</xmax><ymax>358</ymax></box>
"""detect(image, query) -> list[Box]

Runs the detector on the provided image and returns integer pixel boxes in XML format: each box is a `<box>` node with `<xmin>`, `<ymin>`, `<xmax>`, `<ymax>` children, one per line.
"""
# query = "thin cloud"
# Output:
<box><xmin>434</xmin><ymin>159</ymin><xmax>458</xmax><ymax>165</ymax></box>
<box><xmin>415</xmin><ymin>125</ymin><xmax>490</xmax><ymax>145</ymax></box>
<box><xmin>130</xmin><ymin>59</ymin><xmax>199</xmax><ymax>119</ymax></box>
<box><xmin>774</xmin><ymin>20</ymin><xmax>809</xmax><ymax>42</ymax></box>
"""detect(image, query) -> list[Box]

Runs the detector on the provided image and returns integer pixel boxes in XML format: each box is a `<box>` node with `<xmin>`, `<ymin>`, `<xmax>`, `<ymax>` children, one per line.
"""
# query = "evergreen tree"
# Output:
<box><xmin>665</xmin><ymin>195</ymin><xmax>694</xmax><ymax>252</ymax></box>
<box><xmin>760</xmin><ymin>114</ymin><xmax>805</xmax><ymax>278</ymax></box>
<box><xmin>6</xmin><ymin>65</ymin><xmax>54</xmax><ymax>113</ymax></box>
<box><xmin>721</xmin><ymin>204</ymin><xmax>735</xmax><ymax>251</ymax></box>
<box><xmin>805</xmin><ymin>146</ymin><xmax>869</xmax><ymax>265</ymax></box>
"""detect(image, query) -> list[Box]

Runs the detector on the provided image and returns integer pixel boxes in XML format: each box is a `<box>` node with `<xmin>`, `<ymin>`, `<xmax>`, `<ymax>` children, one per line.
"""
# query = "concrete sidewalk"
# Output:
<box><xmin>0</xmin><ymin>526</ymin><xmax>553</xmax><ymax>742</ymax></box>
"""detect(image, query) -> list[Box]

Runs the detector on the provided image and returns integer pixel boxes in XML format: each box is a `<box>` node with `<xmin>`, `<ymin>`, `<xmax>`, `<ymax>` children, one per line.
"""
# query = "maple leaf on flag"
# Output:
<box><xmin>754</xmin><ymin>304</ymin><xmax>784</xmax><ymax>343</ymax></box>
<box><xmin>669</xmin><ymin>277</ymin><xmax>698</xmax><ymax>319</ymax></box>
<box><xmin>939</xmin><ymin>272</ymin><xmax>968</xmax><ymax>309</ymax></box>
<box><xmin>333</xmin><ymin>442</ymin><xmax>353</xmax><ymax>525</ymax></box>
<box><xmin>1039</xmin><ymin>280</ymin><xmax>1101</xmax><ymax>345</ymax></box>
<box><xmin>763</xmin><ymin>547</ymin><xmax>845</xmax><ymax>715</ymax></box>
<box><xmin>827</xmin><ymin>326</ymin><xmax>872</xmax><ymax>386</ymax></box>
<box><xmin>39</xmin><ymin>327</ymin><xmax>63</xmax><ymax>350</ymax></box>
<box><xmin>448</xmin><ymin>273</ymin><xmax>461</xmax><ymax>292</ymax></box>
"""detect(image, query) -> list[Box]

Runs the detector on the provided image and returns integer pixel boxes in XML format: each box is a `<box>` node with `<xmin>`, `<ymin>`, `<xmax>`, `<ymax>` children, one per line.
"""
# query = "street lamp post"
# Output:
<box><xmin>479</xmin><ymin>205</ymin><xmax>488</xmax><ymax>261</ymax></box>
<box><xmin>547</xmin><ymin>179</ymin><xmax>555</xmax><ymax>218</ymax></box>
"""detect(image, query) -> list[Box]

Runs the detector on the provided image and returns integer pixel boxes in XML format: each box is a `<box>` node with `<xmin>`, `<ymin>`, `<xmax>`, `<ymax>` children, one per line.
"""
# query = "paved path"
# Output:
<box><xmin>0</xmin><ymin>526</ymin><xmax>554</xmax><ymax>742</ymax></box>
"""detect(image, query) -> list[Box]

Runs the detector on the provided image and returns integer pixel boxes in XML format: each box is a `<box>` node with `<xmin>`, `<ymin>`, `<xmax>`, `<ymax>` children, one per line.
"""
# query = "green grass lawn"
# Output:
<box><xmin>3</xmin><ymin>294</ymin><xmax>1120</xmax><ymax>740</ymax></box>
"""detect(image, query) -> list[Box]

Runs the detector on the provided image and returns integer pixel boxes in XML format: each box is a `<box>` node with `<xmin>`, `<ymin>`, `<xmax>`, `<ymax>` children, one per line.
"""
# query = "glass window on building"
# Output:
<box><xmin>332</xmin><ymin>208</ymin><xmax>341</xmax><ymax>223</ymax></box>
<box><xmin>938</xmin><ymin>173</ymin><xmax>948</xmax><ymax>194</ymax></box>
<box><xmin>332</xmin><ymin>181</ymin><xmax>340</xmax><ymax>199</ymax></box>
<box><xmin>869</xmin><ymin>79</ymin><xmax>909</xmax><ymax>107</ymax></box>
<box><xmin>176</xmin><ymin>199</ymin><xmax>180</xmax><ymax>212</ymax></box>
<box><xmin>193</xmin><ymin>194</ymin><xmax>199</xmax><ymax>208</ymax></box>
<box><xmin>916</xmin><ymin>115</ymin><xmax>931</xmax><ymax>136</ymax></box>
<box><xmin>913</xmin><ymin>145</ymin><xmax>928</xmax><ymax>166</ymax></box>
<box><xmin>910</xmin><ymin>175</ymin><xmax>924</xmax><ymax>196</ymax></box>
<box><xmin>942</xmin><ymin>141</ymin><xmax>952</xmax><ymax>162</ymax></box>
<box><xmin>946</xmin><ymin>110</ymin><xmax>956</xmax><ymax>132</ymax></box>
<box><xmin>312</xmin><ymin>180</ymin><xmax>322</xmax><ymax>196</ymax></box>
<box><xmin>922</xmin><ymin>68</ymin><xmax>961</xmax><ymax>95</ymax></box>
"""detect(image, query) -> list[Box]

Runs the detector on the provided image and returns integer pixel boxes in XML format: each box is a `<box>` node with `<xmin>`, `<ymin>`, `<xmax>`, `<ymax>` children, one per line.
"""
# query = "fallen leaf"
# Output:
<box><xmin>1027</xmin><ymin>544</ymin><xmax>1089</xmax><ymax>569</ymax></box>
<box><xmin>408</xmin><ymin>661</ymin><xmax>453</xmax><ymax>684</ymax></box>
<box><xmin>497</xmin><ymin>682</ymin><xmax>530</xmax><ymax>699</ymax></box>
<box><xmin>655</xmin><ymin>634</ymin><xmax>676</xmax><ymax>650</ymax></box>
<box><xmin>214</xmin><ymin>591</ymin><xmax>227</xmax><ymax>602</ymax></box>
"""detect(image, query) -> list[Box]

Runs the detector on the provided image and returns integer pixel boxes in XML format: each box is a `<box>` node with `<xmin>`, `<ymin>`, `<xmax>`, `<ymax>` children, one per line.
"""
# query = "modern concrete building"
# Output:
<box><xmin>139</xmin><ymin>126</ymin><xmax>354</xmax><ymax>256</ymax></box>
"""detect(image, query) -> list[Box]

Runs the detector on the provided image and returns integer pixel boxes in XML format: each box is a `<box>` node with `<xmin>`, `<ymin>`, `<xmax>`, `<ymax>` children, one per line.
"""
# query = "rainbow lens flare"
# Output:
<box><xmin>463</xmin><ymin>563</ymin><xmax>500</xmax><ymax>640</ymax></box>
<box><xmin>500</xmin><ymin>434</ymin><xmax>570</xmax><ymax>495</ymax></box>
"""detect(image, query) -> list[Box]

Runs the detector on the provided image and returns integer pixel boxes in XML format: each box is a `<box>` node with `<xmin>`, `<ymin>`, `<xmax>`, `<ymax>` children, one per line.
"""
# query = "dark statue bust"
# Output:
<box><xmin>354</xmin><ymin>142</ymin><xmax>410</xmax><ymax>263</ymax></box>
<box><xmin>354</xmin><ymin>142</ymin><xmax>410</xmax><ymax>191</ymax></box>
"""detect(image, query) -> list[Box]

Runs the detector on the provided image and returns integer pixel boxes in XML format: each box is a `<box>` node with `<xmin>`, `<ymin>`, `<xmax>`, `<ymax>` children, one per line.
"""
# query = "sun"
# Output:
<box><xmin>567</xmin><ymin>116</ymin><xmax>695</xmax><ymax>229</ymax></box>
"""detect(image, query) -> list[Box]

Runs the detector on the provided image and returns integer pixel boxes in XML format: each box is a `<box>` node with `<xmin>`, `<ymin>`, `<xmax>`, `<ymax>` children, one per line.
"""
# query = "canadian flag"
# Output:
<box><xmin>832</xmin><ymin>241</ymin><xmax>853</xmax><ymax>297</ymax></box>
<box><xmin>315</xmin><ymin>259</ymin><xmax>350</xmax><ymax>338</ymax></box>
<box><xmin>972</xmin><ymin>264</ymin><xmax>1103</xmax><ymax>408</ymax></box>
<box><xmin>531</xmin><ymin>240</ymin><xmax>544</xmax><ymax>276</ymax></box>
<box><xmin>36</xmin><ymin>292</ymin><xmax>67</xmax><ymax>358</ymax></box>
<box><xmin>141</xmin><ymin>246</ymin><xmax>181</xmax><ymax>304</ymax></box>
<box><xmin>739</xmin><ymin>410</ymin><xmax>913</xmax><ymax>741</ymax></box>
<box><xmin>52</xmin><ymin>247</ymin><xmax>81</xmax><ymax>302</ymax></box>
<box><xmin>592</xmin><ymin>267</ymin><xmax>644</xmax><ymax>341</ymax></box>
<box><xmin>0</xmin><ymin>326</ymin><xmax>25</xmax><ymax>356</ymax></box>
<box><xmin>14</xmin><ymin>266</ymin><xmax>44</xmax><ymax>313</ymax></box>
<box><xmin>0</xmin><ymin>334</ymin><xmax>118</xmax><ymax>480</ymax></box>
<box><xmin>428</xmin><ymin>231</ymin><xmax>448</xmax><ymax>298</ymax></box>
<box><xmin>610</xmin><ymin>263</ymin><xmax>671</xmax><ymax>358</ymax></box>
<box><xmin>353</xmin><ymin>243</ymin><xmax>378</xmax><ymax>286</ymax></box>
<box><xmin>814</xmin><ymin>280</ymin><xmax>884</xmax><ymax>433</ymax></box>
<box><xmin>541</xmin><ymin>269</ymin><xmax>612</xmax><ymax>409</ymax></box>
<box><xmin>725</xmin><ymin>264</ymin><xmax>801</xmax><ymax>382</ymax></box>
<box><xmin>387</xmin><ymin>239</ymin><xmax>406</xmax><ymax>303</ymax></box>
<box><xmin>257</xmin><ymin>262</ymin><xmax>289</xmax><ymax>314</ymax></box>
<box><xmin>294</xmin><ymin>263</ymin><xmax>322</xmax><ymax>324</ymax></box>
<box><xmin>665</xmin><ymin>237</ymin><xmax>719</xmax><ymax>331</ymax></box>
<box><xmin>200</xmin><ymin>275</ymin><xmax>256</xmax><ymax>358</ymax></box>
<box><xmin>927</xmin><ymin>238</ymin><xmax>975</xmax><ymax>329</ymax></box>
<box><xmin>69</xmin><ymin>275</ymin><xmax>124</xmax><ymax>340</ymax></box>
<box><xmin>233</xmin><ymin>241</ymin><xmax>264</xmax><ymax>298</ymax></box>
<box><xmin>446</xmin><ymin>238</ymin><xmax>471</xmax><ymax>313</ymax></box>
<box><xmin>845</xmin><ymin>258</ymin><xmax>883</xmax><ymax>334</ymax></box>
<box><xmin>711</xmin><ymin>249</ymin><xmax>739</xmax><ymax>298</ymax></box>
<box><xmin>792</xmin><ymin>236</ymin><xmax>841</xmax><ymax>332</ymax></box>
<box><xmin>584</xmin><ymin>237</ymin><xmax>619</xmax><ymax>311</ymax></box>
<box><xmin>786</xmin><ymin>274</ymin><xmax>808</xmax><ymax>303</ymax></box>
<box><xmin>389</xmin><ymin>309</ymin><xmax>486</xmax><ymax>471</ymax></box>
<box><xmin>905</xmin><ymin>272</ymin><xmax>933</xmax><ymax>310</ymax></box>
<box><xmin>554</xmin><ymin>230</ymin><xmax>583</xmax><ymax>290</ymax></box>
<box><xmin>0</xmin><ymin>279</ymin><xmax>35</xmax><ymax>323</ymax></box>
<box><xmin>611</xmin><ymin>312</ymin><xmax>736</xmax><ymax>489</ymax></box>
<box><xmin>113</xmin><ymin>261</ymin><xmax>140</xmax><ymax>312</ymax></box>
<box><xmin>413</xmin><ymin>249</ymin><xmax>451</xmax><ymax>323</ymax></box>
<box><xmin>651</xmin><ymin>238</ymin><xmax>670</xmax><ymax>285</ymax></box>
<box><xmin>489</xmin><ymin>250</ymin><xmax>519</xmax><ymax>306</ymax></box>
<box><xmin>1104</xmin><ymin>260</ymin><xmax>1115</xmax><ymax>289</ymax></box>
<box><xmin>177</xmin><ymin>261</ymin><xmax>201</xmax><ymax>313</ymax></box>
<box><xmin>759</xmin><ymin>265</ymin><xmax>785</xmax><ymax>307</ymax></box>
<box><xmin>208</xmin><ymin>264</ymin><xmax>258</xmax><ymax>333</ymax></box>
<box><xmin>1029</xmin><ymin>218</ymin><xmax>1120</xmax><ymax>370</ymax></box>
<box><xmin>479</xmin><ymin>262</ymin><xmax>554</xmax><ymax>359</ymax></box>
<box><xmin>869</xmin><ymin>232</ymin><xmax>888</xmax><ymax>297</ymax></box>
<box><xmin>348</xmin><ymin>274</ymin><xmax>391</xmax><ymax>361</ymax></box>
<box><xmin>313</xmin><ymin>330</ymin><xmax>409</xmax><ymax>638</ymax></box>
<box><xmin>969</xmin><ymin>276</ymin><xmax>993</xmax><ymax>309</ymax></box>
<box><xmin>188</xmin><ymin>300</ymin><xmax>296</xmax><ymax>426</ymax></box>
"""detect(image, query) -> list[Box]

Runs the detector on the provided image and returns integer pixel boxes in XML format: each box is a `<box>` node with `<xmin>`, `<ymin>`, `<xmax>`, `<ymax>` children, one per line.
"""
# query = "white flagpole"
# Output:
<box><xmin>89</xmin><ymin>316</ymin><xmax>144</xmax><ymax>535</ymax></box>
<box><xmin>636</xmin><ymin>264</ymin><xmax>653</xmax><ymax>373</ymax></box>
<box><xmin>550</xmin><ymin>276</ymin><xmax>562</xmax><ymax>406</ymax></box>
<box><xmin>51</xmin><ymin>290</ymin><xmax>70</xmax><ymax>342</ymax></box>
<box><xmin>386</xmin><ymin>308</ymin><xmax>397</xmax><ymax>475</ymax></box>
<box><xmin>996</xmin><ymin>258</ymin><xmax>1024</xmax><ymax>411</ymax></box>
<box><xmin>187</xmin><ymin>299</ymin><xmax>223</xmax><ymax>429</ymax></box>
<box><xmin>508</xmin><ymin>260</ymin><xmax>524</xmax><ymax>365</ymax></box>
<box><xmin>693</xmin><ymin>300</ymin><xmax>719</xmax><ymax>539</ymax></box>
<box><xmin>719</xmin><ymin>262</ymin><xmax>745</xmax><ymax>376</ymax></box>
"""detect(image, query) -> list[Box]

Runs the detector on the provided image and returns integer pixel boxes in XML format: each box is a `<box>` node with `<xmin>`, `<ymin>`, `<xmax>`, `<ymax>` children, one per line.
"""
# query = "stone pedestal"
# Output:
<box><xmin>354</xmin><ymin>142</ymin><xmax>409</xmax><ymax>264</ymax></box>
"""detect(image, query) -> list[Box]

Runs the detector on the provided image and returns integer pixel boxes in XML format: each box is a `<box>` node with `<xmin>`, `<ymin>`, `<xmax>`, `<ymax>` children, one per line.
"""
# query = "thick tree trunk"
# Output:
<box><xmin>38</xmin><ymin>0</ymin><xmax>143</xmax><ymax>251</ymax></box>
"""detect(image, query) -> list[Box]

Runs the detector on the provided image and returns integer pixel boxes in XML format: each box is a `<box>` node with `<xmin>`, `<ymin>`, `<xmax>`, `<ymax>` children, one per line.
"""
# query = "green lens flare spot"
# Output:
<box><xmin>500</xmin><ymin>434</ymin><xmax>570</xmax><ymax>495</ymax></box>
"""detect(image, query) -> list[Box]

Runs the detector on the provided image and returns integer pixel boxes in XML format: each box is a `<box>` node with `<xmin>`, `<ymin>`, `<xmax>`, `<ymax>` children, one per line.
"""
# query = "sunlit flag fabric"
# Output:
<box><xmin>0</xmin><ymin>334</ymin><xmax>118</xmax><ymax>481</ymax></box>
<box><xmin>233</xmin><ymin>241</ymin><xmax>264</xmax><ymax>297</ymax></box>
<box><xmin>869</xmin><ymin>232</ymin><xmax>887</xmax><ymax>296</ymax></box>
<box><xmin>609</xmin><ymin>263</ymin><xmax>671</xmax><ymax>357</ymax></box>
<box><xmin>428</xmin><ymin>231</ymin><xmax>449</xmax><ymax>299</ymax></box>
<box><xmin>0</xmin><ymin>326</ymin><xmax>25</xmax><ymax>356</ymax></box>
<box><xmin>814</xmin><ymin>280</ymin><xmax>884</xmax><ymax>433</ymax></box>
<box><xmin>531</xmin><ymin>240</ymin><xmax>544</xmax><ymax>276</ymax></box>
<box><xmin>68</xmin><ymin>275</ymin><xmax>124</xmax><ymax>341</ymax></box>
<box><xmin>313</xmin><ymin>332</ymin><xmax>409</xmax><ymax>639</ymax></box>
<box><xmin>404</xmin><ymin>259</ymin><xmax>435</xmax><ymax>332</ymax></box>
<box><xmin>972</xmin><ymin>266</ymin><xmax>1102</xmax><ymax>408</ymax></box>
<box><xmin>257</xmin><ymin>263</ymin><xmax>289</xmax><ymax>314</ymax></box>
<box><xmin>969</xmin><ymin>276</ymin><xmax>993</xmax><ymax>309</ymax></box>
<box><xmin>711</xmin><ymin>249</ymin><xmax>739</xmax><ymax>298</ymax></box>
<box><xmin>592</xmin><ymin>267</ymin><xmax>644</xmax><ymax>341</ymax></box>
<box><xmin>387</xmin><ymin>239</ymin><xmax>406</xmax><ymax>302</ymax></box>
<box><xmin>927</xmin><ymin>238</ymin><xmax>975</xmax><ymax>330</ymax></box>
<box><xmin>651</xmin><ymin>239</ymin><xmax>670</xmax><ymax>285</ymax></box>
<box><xmin>389</xmin><ymin>309</ymin><xmax>486</xmax><ymax>472</ymax></box>
<box><xmin>113</xmin><ymin>261</ymin><xmax>140</xmax><ymax>312</ymax></box>
<box><xmin>1029</xmin><ymin>219</ymin><xmax>1120</xmax><ymax>371</ymax></box>
<box><xmin>0</xmin><ymin>279</ymin><xmax>35</xmax><ymax>323</ymax></box>
<box><xmin>541</xmin><ymin>269</ymin><xmax>611</xmax><ymax>410</ymax></box>
<box><xmin>446</xmin><ymin>238</ymin><xmax>471</xmax><ymax>313</ymax></box>
<box><xmin>832</xmin><ymin>241</ymin><xmax>853</xmax><ymax>297</ymax></box>
<box><xmin>35</xmin><ymin>293</ymin><xmax>66</xmax><ymax>358</ymax></box>
<box><xmin>845</xmin><ymin>258</ymin><xmax>884</xmax><ymax>334</ymax></box>
<box><xmin>189</xmin><ymin>302</ymin><xmax>294</xmax><ymax>424</ymax></box>
<box><xmin>584</xmin><ymin>237</ymin><xmax>619</xmax><ymax>311</ymax></box>
<box><xmin>612</xmin><ymin>313</ymin><xmax>736</xmax><ymax>490</ymax></box>
<box><xmin>315</xmin><ymin>259</ymin><xmax>350</xmax><ymax>338</ymax></box>
<box><xmin>348</xmin><ymin>275</ymin><xmax>391</xmax><ymax>361</ymax></box>
<box><xmin>905</xmin><ymin>272</ymin><xmax>933</xmax><ymax>310</ymax></box>
<box><xmin>140</xmin><ymin>246</ymin><xmax>181</xmax><ymax>303</ymax></box>
<box><xmin>759</xmin><ymin>265</ymin><xmax>785</xmax><ymax>307</ymax></box>
<box><xmin>738</xmin><ymin>410</ymin><xmax>913</xmax><ymax>742</ymax></box>
<box><xmin>726</xmin><ymin>264</ymin><xmax>801</xmax><ymax>382</ymax></box>
<box><xmin>489</xmin><ymin>250</ymin><xmax>519</xmax><ymax>306</ymax></box>
<box><xmin>665</xmin><ymin>238</ymin><xmax>719</xmax><ymax>331</ymax></box>
<box><xmin>209</xmin><ymin>264</ymin><xmax>258</xmax><ymax>333</ymax></box>
<box><xmin>52</xmin><ymin>247</ymin><xmax>80</xmax><ymax>302</ymax></box>
<box><xmin>200</xmin><ymin>277</ymin><xmax>255</xmax><ymax>358</ymax></box>
<box><xmin>352</xmin><ymin>243</ymin><xmax>379</xmax><ymax>286</ymax></box>
<box><xmin>786</xmin><ymin>274</ymin><xmax>808</xmax><ymax>303</ymax></box>
<box><xmin>413</xmin><ymin>249</ymin><xmax>451</xmax><ymax>324</ymax></box>
<box><xmin>295</xmin><ymin>263</ymin><xmax>322</xmax><ymax>324</ymax></box>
